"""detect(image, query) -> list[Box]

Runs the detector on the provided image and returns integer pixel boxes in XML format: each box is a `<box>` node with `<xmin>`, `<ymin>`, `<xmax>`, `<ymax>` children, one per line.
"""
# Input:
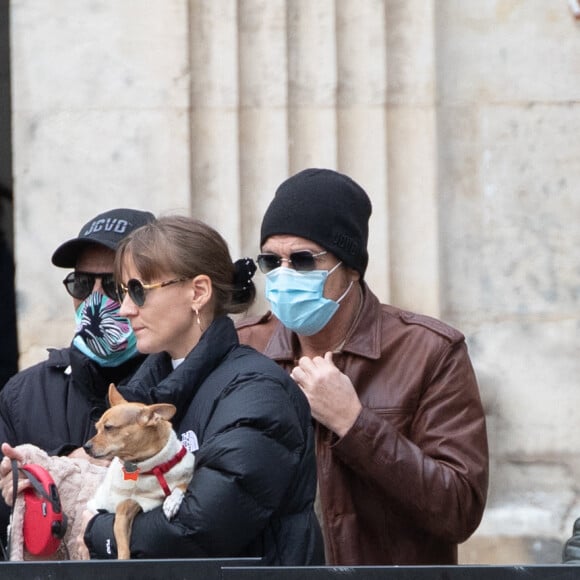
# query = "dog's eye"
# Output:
<box><xmin>104</xmin><ymin>424</ymin><xmax>115</xmax><ymax>432</ymax></box>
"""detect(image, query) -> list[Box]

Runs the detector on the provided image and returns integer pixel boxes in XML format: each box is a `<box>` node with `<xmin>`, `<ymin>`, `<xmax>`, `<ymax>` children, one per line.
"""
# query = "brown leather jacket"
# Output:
<box><xmin>236</xmin><ymin>284</ymin><xmax>488</xmax><ymax>565</ymax></box>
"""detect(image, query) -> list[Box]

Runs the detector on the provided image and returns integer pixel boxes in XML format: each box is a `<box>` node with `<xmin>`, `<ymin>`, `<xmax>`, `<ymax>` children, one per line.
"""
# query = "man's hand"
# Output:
<box><xmin>0</xmin><ymin>442</ymin><xmax>30</xmax><ymax>505</ymax></box>
<box><xmin>291</xmin><ymin>351</ymin><xmax>362</xmax><ymax>437</ymax></box>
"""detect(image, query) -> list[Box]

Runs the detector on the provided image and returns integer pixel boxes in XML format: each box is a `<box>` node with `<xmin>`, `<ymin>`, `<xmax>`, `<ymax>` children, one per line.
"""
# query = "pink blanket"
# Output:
<box><xmin>6</xmin><ymin>444</ymin><xmax>106</xmax><ymax>560</ymax></box>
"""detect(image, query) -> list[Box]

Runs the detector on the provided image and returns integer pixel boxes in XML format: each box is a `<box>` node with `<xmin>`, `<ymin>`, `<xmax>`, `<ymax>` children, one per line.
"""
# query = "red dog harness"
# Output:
<box><xmin>122</xmin><ymin>446</ymin><xmax>188</xmax><ymax>497</ymax></box>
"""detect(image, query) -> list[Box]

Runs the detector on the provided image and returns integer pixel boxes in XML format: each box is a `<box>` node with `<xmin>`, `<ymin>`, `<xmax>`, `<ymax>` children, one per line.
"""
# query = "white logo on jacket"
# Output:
<box><xmin>181</xmin><ymin>430</ymin><xmax>199</xmax><ymax>453</ymax></box>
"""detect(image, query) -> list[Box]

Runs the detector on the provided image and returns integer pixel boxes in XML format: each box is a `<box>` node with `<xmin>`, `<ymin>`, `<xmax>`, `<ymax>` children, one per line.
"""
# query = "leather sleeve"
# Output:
<box><xmin>332</xmin><ymin>340</ymin><xmax>489</xmax><ymax>543</ymax></box>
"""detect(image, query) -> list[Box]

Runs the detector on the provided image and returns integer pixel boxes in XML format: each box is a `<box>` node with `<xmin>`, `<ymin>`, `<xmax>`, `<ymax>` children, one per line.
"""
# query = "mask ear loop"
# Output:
<box><xmin>327</xmin><ymin>261</ymin><xmax>342</xmax><ymax>276</ymax></box>
<box><xmin>326</xmin><ymin>261</ymin><xmax>353</xmax><ymax>304</ymax></box>
<box><xmin>336</xmin><ymin>280</ymin><xmax>354</xmax><ymax>304</ymax></box>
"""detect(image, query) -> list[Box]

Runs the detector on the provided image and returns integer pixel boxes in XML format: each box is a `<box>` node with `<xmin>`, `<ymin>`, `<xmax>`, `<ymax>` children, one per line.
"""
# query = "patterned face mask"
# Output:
<box><xmin>72</xmin><ymin>292</ymin><xmax>138</xmax><ymax>367</ymax></box>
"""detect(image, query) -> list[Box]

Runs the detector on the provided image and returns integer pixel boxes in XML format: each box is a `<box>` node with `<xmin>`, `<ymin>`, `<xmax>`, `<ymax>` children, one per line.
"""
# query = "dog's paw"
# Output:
<box><xmin>163</xmin><ymin>488</ymin><xmax>184</xmax><ymax>520</ymax></box>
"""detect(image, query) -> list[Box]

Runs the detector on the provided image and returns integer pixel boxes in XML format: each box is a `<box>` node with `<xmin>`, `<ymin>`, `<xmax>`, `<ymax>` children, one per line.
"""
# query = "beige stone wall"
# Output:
<box><xmin>436</xmin><ymin>0</ymin><xmax>580</xmax><ymax>564</ymax></box>
<box><xmin>9</xmin><ymin>0</ymin><xmax>580</xmax><ymax>565</ymax></box>
<box><xmin>10</xmin><ymin>0</ymin><xmax>192</xmax><ymax>363</ymax></box>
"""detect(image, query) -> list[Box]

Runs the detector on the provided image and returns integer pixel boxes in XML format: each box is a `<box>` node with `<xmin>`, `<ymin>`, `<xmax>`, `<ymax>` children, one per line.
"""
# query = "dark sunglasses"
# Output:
<box><xmin>118</xmin><ymin>277</ymin><xmax>189</xmax><ymax>307</ymax></box>
<box><xmin>256</xmin><ymin>250</ymin><xmax>327</xmax><ymax>274</ymax></box>
<box><xmin>63</xmin><ymin>271</ymin><xmax>120</xmax><ymax>302</ymax></box>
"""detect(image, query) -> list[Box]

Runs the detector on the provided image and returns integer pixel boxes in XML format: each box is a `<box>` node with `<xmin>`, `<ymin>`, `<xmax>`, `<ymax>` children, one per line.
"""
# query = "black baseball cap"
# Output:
<box><xmin>51</xmin><ymin>208</ymin><xmax>156</xmax><ymax>268</ymax></box>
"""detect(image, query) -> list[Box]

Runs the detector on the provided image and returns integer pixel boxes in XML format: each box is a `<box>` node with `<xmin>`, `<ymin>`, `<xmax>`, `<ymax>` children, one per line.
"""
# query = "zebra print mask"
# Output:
<box><xmin>72</xmin><ymin>292</ymin><xmax>138</xmax><ymax>367</ymax></box>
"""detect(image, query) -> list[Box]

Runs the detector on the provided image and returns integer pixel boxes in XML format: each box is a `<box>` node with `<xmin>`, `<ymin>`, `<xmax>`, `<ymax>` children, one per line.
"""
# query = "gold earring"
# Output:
<box><xmin>195</xmin><ymin>308</ymin><xmax>201</xmax><ymax>327</ymax></box>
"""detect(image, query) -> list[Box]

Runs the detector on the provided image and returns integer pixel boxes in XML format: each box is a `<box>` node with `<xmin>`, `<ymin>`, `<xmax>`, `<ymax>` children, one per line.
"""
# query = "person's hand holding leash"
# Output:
<box><xmin>291</xmin><ymin>352</ymin><xmax>362</xmax><ymax>438</ymax></box>
<box><xmin>0</xmin><ymin>443</ymin><xmax>30</xmax><ymax>505</ymax></box>
<box><xmin>74</xmin><ymin>508</ymin><xmax>97</xmax><ymax>560</ymax></box>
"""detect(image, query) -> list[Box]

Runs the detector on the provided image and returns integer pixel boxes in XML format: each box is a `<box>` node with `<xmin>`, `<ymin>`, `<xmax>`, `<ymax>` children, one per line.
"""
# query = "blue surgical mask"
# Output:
<box><xmin>265</xmin><ymin>263</ymin><xmax>352</xmax><ymax>336</ymax></box>
<box><xmin>73</xmin><ymin>292</ymin><xmax>138</xmax><ymax>367</ymax></box>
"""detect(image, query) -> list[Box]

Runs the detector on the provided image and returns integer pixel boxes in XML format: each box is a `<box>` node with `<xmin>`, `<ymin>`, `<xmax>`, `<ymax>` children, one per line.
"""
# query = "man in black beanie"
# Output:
<box><xmin>0</xmin><ymin>208</ymin><xmax>155</xmax><ymax>557</ymax></box>
<box><xmin>237</xmin><ymin>168</ymin><xmax>489</xmax><ymax>566</ymax></box>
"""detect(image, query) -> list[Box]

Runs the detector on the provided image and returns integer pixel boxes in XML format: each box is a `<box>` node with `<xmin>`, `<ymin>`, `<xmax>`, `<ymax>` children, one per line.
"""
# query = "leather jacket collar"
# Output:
<box><xmin>262</xmin><ymin>283</ymin><xmax>382</xmax><ymax>361</ymax></box>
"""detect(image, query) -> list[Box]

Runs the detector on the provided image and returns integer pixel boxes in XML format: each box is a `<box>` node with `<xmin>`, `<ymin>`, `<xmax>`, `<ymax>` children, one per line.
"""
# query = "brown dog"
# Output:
<box><xmin>84</xmin><ymin>384</ymin><xmax>195</xmax><ymax>559</ymax></box>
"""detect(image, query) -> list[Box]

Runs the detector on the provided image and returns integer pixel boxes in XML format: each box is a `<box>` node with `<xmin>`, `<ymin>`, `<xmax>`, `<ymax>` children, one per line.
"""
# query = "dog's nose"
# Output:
<box><xmin>83</xmin><ymin>442</ymin><xmax>93</xmax><ymax>454</ymax></box>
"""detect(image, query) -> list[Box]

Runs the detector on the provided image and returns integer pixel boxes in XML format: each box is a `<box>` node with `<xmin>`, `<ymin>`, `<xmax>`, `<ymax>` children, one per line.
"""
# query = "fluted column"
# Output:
<box><xmin>238</xmin><ymin>0</ymin><xmax>289</xmax><ymax>262</ymax></box>
<box><xmin>336</xmin><ymin>0</ymin><xmax>390</xmax><ymax>301</ymax></box>
<box><xmin>287</xmin><ymin>0</ymin><xmax>337</xmax><ymax>170</ymax></box>
<box><xmin>386</xmin><ymin>0</ymin><xmax>440</xmax><ymax>316</ymax></box>
<box><xmin>189</xmin><ymin>0</ymin><xmax>242</xmax><ymax>257</ymax></box>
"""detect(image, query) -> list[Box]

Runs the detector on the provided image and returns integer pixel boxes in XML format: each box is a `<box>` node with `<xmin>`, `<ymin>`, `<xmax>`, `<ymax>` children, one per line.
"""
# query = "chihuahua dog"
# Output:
<box><xmin>84</xmin><ymin>384</ymin><xmax>195</xmax><ymax>559</ymax></box>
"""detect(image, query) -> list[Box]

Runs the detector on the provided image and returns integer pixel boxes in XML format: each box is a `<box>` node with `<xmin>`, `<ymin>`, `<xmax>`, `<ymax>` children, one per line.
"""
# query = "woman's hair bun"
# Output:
<box><xmin>232</xmin><ymin>257</ymin><xmax>257</xmax><ymax>306</ymax></box>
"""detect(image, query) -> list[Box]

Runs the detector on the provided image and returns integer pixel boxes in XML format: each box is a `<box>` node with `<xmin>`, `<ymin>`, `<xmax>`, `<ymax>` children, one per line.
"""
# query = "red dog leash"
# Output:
<box><xmin>1</xmin><ymin>460</ymin><xmax>68</xmax><ymax>560</ymax></box>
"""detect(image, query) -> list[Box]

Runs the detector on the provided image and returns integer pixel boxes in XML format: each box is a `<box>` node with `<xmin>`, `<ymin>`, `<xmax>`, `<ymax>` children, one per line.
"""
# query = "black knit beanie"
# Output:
<box><xmin>260</xmin><ymin>168</ymin><xmax>372</xmax><ymax>277</ymax></box>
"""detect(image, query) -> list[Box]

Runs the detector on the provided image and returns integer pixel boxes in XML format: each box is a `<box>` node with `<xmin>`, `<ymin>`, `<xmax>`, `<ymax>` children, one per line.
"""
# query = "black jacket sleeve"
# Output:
<box><xmin>85</xmin><ymin>374</ymin><xmax>306</xmax><ymax>559</ymax></box>
<box><xmin>0</xmin><ymin>374</ymin><xmax>22</xmax><ymax>449</ymax></box>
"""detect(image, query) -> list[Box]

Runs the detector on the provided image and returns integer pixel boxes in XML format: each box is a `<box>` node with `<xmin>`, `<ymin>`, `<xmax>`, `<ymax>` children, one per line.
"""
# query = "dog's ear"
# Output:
<box><xmin>139</xmin><ymin>403</ymin><xmax>177</xmax><ymax>425</ymax></box>
<box><xmin>108</xmin><ymin>383</ymin><xmax>128</xmax><ymax>407</ymax></box>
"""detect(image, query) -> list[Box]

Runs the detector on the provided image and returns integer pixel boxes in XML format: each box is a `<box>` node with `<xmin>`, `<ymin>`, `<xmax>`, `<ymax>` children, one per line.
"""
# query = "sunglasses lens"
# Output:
<box><xmin>290</xmin><ymin>251</ymin><xmax>317</xmax><ymax>271</ymax></box>
<box><xmin>127</xmin><ymin>279</ymin><xmax>146</xmax><ymax>307</ymax></box>
<box><xmin>63</xmin><ymin>272</ymin><xmax>93</xmax><ymax>300</ymax></box>
<box><xmin>257</xmin><ymin>254</ymin><xmax>281</xmax><ymax>274</ymax></box>
<box><xmin>116</xmin><ymin>285</ymin><xmax>127</xmax><ymax>303</ymax></box>
<box><xmin>100</xmin><ymin>274</ymin><xmax>121</xmax><ymax>302</ymax></box>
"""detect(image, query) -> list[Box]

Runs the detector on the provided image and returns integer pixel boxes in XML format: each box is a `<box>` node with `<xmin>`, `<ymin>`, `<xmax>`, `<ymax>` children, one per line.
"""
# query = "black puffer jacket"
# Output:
<box><xmin>84</xmin><ymin>316</ymin><xmax>324</xmax><ymax>565</ymax></box>
<box><xmin>0</xmin><ymin>346</ymin><xmax>145</xmax><ymax>553</ymax></box>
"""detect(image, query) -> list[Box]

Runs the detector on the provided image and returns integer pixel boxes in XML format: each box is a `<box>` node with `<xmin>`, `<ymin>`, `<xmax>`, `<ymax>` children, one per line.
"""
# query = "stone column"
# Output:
<box><xmin>385</xmin><ymin>0</ymin><xmax>440</xmax><ymax>317</ymax></box>
<box><xmin>336</xmin><ymin>0</ymin><xmax>390</xmax><ymax>302</ymax></box>
<box><xmin>189</xmin><ymin>0</ymin><xmax>241</xmax><ymax>256</ymax></box>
